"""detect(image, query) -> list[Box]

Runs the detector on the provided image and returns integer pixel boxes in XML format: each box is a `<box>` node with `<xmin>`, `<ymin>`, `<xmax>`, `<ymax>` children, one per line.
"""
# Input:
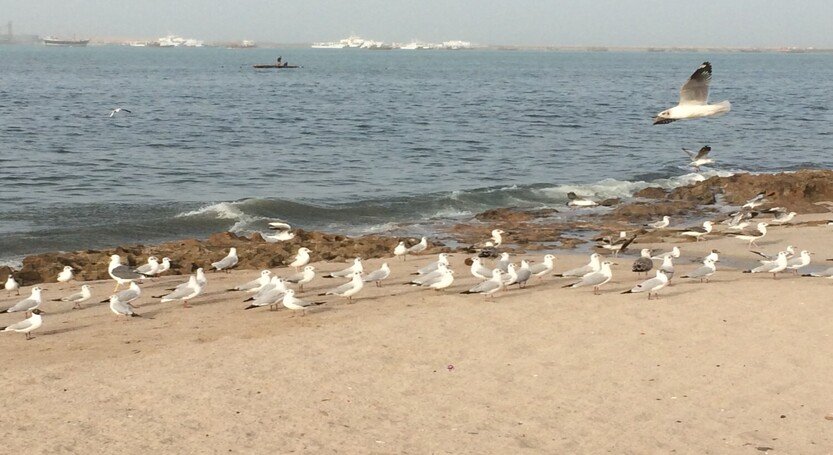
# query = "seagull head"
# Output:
<box><xmin>31</xmin><ymin>309</ymin><xmax>44</xmax><ymax>316</ymax></box>
<box><xmin>653</xmin><ymin>110</ymin><xmax>675</xmax><ymax>125</ymax></box>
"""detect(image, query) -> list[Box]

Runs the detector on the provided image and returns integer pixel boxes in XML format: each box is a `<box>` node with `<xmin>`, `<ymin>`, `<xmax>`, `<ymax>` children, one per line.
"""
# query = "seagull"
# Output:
<box><xmin>212</xmin><ymin>247</ymin><xmax>239</xmax><ymax>273</ymax></box>
<box><xmin>622</xmin><ymin>270</ymin><xmax>669</xmax><ymax>300</ymax></box>
<box><xmin>488</xmin><ymin>229</ymin><xmax>506</xmax><ymax>247</ymax></box>
<box><xmin>393</xmin><ymin>241</ymin><xmax>408</xmax><ymax>261</ymax></box>
<box><xmin>729</xmin><ymin>222</ymin><xmax>768</xmax><ymax>248</ymax></box>
<box><xmin>263</xmin><ymin>230</ymin><xmax>295</xmax><ymax>243</ymax></box>
<box><xmin>268</xmin><ymin>221</ymin><xmax>291</xmax><ymax>231</ymax></box>
<box><xmin>288</xmin><ymin>247</ymin><xmax>311</xmax><ymax>271</ymax></box>
<box><xmin>744</xmin><ymin>251</ymin><xmax>788</xmax><ymax>279</ymax></box>
<box><xmin>742</xmin><ymin>192</ymin><xmax>772</xmax><ymax>210</ymax></box>
<box><xmin>495</xmin><ymin>252</ymin><xmax>511</xmax><ymax>273</ymax></box>
<box><xmin>108</xmin><ymin>108</ymin><xmax>132</xmax><ymax>118</ymax></box>
<box><xmin>244</xmin><ymin>282</ymin><xmax>287</xmax><ymax>311</ymax></box>
<box><xmin>683</xmin><ymin>146</ymin><xmax>714</xmax><ymax>171</ymax></box>
<box><xmin>632</xmin><ymin>249</ymin><xmax>654</xmax><ymax>276</ymax></box>
<box><xmin>281</xmin><ymin>289</ymin><xmax>325</xmax><ymax>315</ymax></box>
<box><xmin>555</xmin><ymin>253</ymin><xmax>601</xmax><ymax>277</ymax></box>
<box><xmin>284</xmin><ymin>265</ymin><xmax>316</xmax><ymax>292</ymax></box>
<box><xmin>156</xmin><ymin>257</ymin><xmax>172</xmax><ymax>275</ymax></box>
<box><xmin>409</xmin><ymin>263</ymin><xmax>448</xmax><ymax>286</ymax></box>
<box><xmin>1</xmin><ymin>286</ymin><xmax>43</xmax><ymax>316</ymax></box>
<box><xmin>502</xmin><ymin>263</ymin><xmax>519</xmax><ymax>285</ymax></box>
<box><xmin>1</xmin><ymin>309</ymin><xmax>44</xmax><ymax>340</ymax></box>
<box><xmin>512</xmin><ymin>260</ymin><xmax>533</xmax><ymax>288</ymax></box>
<box><xmin>56</xmin><ymin>266</ymin><xmax>74</xmax><ymax>284</ymax></box>
<box><xmin>324</xmin><ymin>257</ymin><xmax>363</xmax><ymax>278</ymax></box>
<box><xmin>407</xmin><ymin>237</ymin><xmax>428</xmax><ymax>255</ymax></box>
<box><xmin>563</xmin><ymin>261</ymin><xmax>614</xmax><ymax>295</ymax></box>
<box><xmin>566</xmin><ymin>192</ymin><xmax>598</xmax><ymax>207</ymax></box>
<box><xmin>751</xmin><ymin>245</ymin><xmax>795</xmax><ymax>261</ymax></box>
<box><xmin>160</xmin><ymin>275</ymin><xmax>205</xmax><ymax>308</ymax></box>
<box><xmin>414</xmin><ymin>253</ymin><xmax>450</xmax><ymax>275</ymax></box>
<box><xmin>659</xmin><ymin>256</ymin><xmax>675</xmax><ymax>281</ymax></box>
<box><xmin>108</xmin><ymin>254</ymin><xmax>147</xmax><ymax>292</ymax></box>
<box><xmin>769</xmin><ymin>208</ymin><xmax>797</xmax><ymax>225</ymax></box>
<box><xmin>427</xmin><ymin>268</ymin><xmax>454</xmax><ymax>290</ymax></box>
<box><xmin>645</xmin><ymin>216</ymin><xmax>670</xmax><ymax>230</ymax></box>
<box><xmin>136</xmin><ymin>256</ymin><xmax>160</xmax><ymax>277</ymax></box>
<box><xmin>651</xmin><ymin>246</ymin><xmax>681</xmax><ymax>260</ymax></box>
<box><xmin>469</xmin><ymin>257</ymin><xmax>492</xmax><ymax>280</ymax></box>
<box><xmin>461</xmin><ymin>269</ymin><xmax>504</xmax><ymax>298</ymax></box>
<box><xmin>52</xmin><ymin>284</ymin><xmax>92</xmax><ymax>309</ymax></box>
<box><xmin>109</xmin><ymin>294</ymin><xmax>142</xmax><ymax>318</ymax></box>
<box><xmin>680</xmin><ymin>221</ymin><xmax>713</xmax><ymax>242</ymax></box>
<box><xmin>597</xmin><ymin>232</ymin><xmax>636</xmax><ymax>257</ymax></box>
<box><xmin>103</xmin><ymin>281</ymin><xmax>141</xmax><ymax>305</ymax></box>
<box><xmin>245</xmin><ymin>276</ymin><xmax>287</xmax><ymax>301</ymax></box>
<box><xmin>681</xmin><ymin>258</ymin><xmax>717</xmax><ymax>283</ymax></box>
<box><xmin>786</xmin><ymin>250</ymin><xmax>812</xmax><ymax>275</ymax></box>
<box><xmin>320</xmin><ymin>272</ymin><xmax>364</xmax><ymax>303</ymax></box>
<box><xmin>528</xmin><ymin>254</ymin><xmax>556</xmax><ymax>279</ymax></box>
<box><xmin>724</xmin><ymin>208</ymin><xmax>760</xmax><ymax>231</ymax></box>
<box><xmin>4</xmin><ymin>273</ymin><xmax>20</xmax><ymax>296</ymax></box>
<box><xmin>802</xmin><ymin>264</ymin><xmax>833</xmax><ymax>278</ymax></box>
<box><xmin>228</xmin><ymin>270</ymin><xmax>272</xmax><ymax>292</ymax></box>
<box><xmin>653</xmin><ymin>62</ymin><xmax>731</xmax><ymax>125</ymax></box>
<box><xmin>692</xmin><ymin>249</ymin><xmax>720</xmax><ymax>263</ymax></box>
<box><xmin>363</xmin><ymin>263</ymin><xmax>391</xmax><ymax>287</ymax></box>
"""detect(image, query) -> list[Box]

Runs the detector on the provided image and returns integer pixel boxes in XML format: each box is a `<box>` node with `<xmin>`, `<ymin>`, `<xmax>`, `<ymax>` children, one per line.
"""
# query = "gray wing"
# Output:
<box><xmin>328</xmin><ymin>281</ymin><xmax>356</xmax><ymax>295</ymax></box>
<box><xmin>115</xmin><ymin>289</ymin><xmax>139</xmax><ymax>302</ymax></box>
<box><xmin>528</xmin><ymin>263</ymin><xmax>548</xmax><ymax>275</ymax></box>
<box><xmin>235</xmin><ymin>278</ymin><xmax>261</xmax><ymax>291</ymax></box>
<box><xmin>562</xmin><ymin>265</ymin><xmax>591</xmax><ymax>277</ymax></box>
<box><xmin>686</xmin><ymin>265</ymin><xmax>712</xmax><ymax>278</ymax></box>
<box><xmin>162</xmin><ymin>286</ymin><xmax>193</xmax><ymax>301</ymax></box>
<box><xmin>284</xmin><ymin>272</ymin><xmax>304</xmax><ymax>283</ymax></box>
<box><xmin>4</xmin><ymin>318</ymin><xmax>35</xmax><ymax>331</ymax></box>
<box><xmin>469</xmin><ymin>280</ymin><xmax>500</xmax><ymax>293</ymax></box>
<box><xmin>679</xmin><ymin>62</ymin><xmax>711</xmax><ymax>105</ymax></box>
<box><xmin>253</xmin><ymin>289</ymin><xmax>284</xmax><ymax>306</ymax></box>
<box><xmin>61</xmin><ymin>291</ymin><xmax>85</xmax><ymax>302</ymax></box>
<box><xmin>413</xmin><ymin>269</ymin><xmax>441</xmax><ymax>284</ymax></box>
<box><xmin>6</xmin><ymin>298</ymin><xmax>37</xmax><ymax>312</ymax></box>
<box><xmin>212</xmin><ymin>256</ymin><xmax>237</xmax><ymax>270</ymax></box>
<box><xmin>694</xmin><ymin>146</ymin><xmax>711</xmax><ymax>160</ymax></box>
<box><xmin>578</xmin><ymin>272</ymin><xmax>607</xmax><ymax>287</ymax></box>
<box><xmin>112</xmin><ymin>299</ymin><xmax>135</xmax><ymax>315</ymax></box>
<box><xmin>136</xmin><ymin>263</ymin><xmax>154</xmax><ymax>274</ymax></box>
<box><xmin>111</xmin><ymin>265</ymin><xmax>144</xmax><ymax>280</ymax></box>
<box><xmin>363</xmin><ymin>269</ymin><xmax>387</xmax><ymax>282</ymax></box>
<box><xmin>418</xmin><ymin>274</ymin><xmax>444</xmax><ymax>287</ymax></box>
<box><xmin>515</xmin><ymin>269</ymin><xmax>532</xmax><ymax>283</ymax></box>
<box><xmin>417</xmin><ymin>262</ymin><xmax>438</xmax><ymax>275</ymax></box>
<box><xmin>632</xmin><ymin>277</ymin><xmax>663</xmax><ymax>292</ymax></box>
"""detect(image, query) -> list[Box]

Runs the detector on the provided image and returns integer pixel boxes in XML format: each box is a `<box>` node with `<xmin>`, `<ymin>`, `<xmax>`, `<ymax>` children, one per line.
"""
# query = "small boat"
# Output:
<box><xmin>43</xmin><ymin>37</ymin><xmax>89</xmax><ymax>47</ymax></box>
<box><xmin>253</xmin><ymin>64</ymin><xmax>299</xmax><ymax>69</ymax></box>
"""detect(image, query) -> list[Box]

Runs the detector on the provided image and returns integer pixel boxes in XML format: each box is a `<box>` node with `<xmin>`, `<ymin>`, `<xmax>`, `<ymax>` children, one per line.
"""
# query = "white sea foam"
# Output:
<box><xmin>175</xmin><ymin>201</ymin><xmax>269</xmax><ymax>234</ymax></box>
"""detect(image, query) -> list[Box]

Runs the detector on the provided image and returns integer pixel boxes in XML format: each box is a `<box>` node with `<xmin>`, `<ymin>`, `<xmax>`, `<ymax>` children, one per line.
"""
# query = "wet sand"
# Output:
<box><xmin>2</xmin><ymin>217</ymin><xmax>833</xmax><ymax>453</ymax></box>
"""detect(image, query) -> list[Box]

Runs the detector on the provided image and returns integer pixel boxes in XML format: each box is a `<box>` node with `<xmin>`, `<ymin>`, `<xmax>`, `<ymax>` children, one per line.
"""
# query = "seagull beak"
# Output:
<box><xmin>653</xmin><ymin>117</ymin><xmax>673</xmax><ymax>125</ymax></box>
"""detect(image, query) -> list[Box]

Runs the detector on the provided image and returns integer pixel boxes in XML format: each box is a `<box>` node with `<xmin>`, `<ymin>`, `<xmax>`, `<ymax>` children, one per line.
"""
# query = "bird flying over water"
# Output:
<box><xmin>108</xmin><ymin>108</ymin><xmax>132</xmax><ymax>117</ymax></box>
<box><xmin>654</xmin><ymin>62</ymin><xmax>731</xmax><ymax>125</ymax></box>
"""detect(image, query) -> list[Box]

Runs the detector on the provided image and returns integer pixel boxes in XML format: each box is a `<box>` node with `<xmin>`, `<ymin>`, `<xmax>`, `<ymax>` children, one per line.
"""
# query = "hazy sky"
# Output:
<box><xmin>3</xmin><ymin>0</ymin><xmax>832</xmax><ymax>47</ymax></box>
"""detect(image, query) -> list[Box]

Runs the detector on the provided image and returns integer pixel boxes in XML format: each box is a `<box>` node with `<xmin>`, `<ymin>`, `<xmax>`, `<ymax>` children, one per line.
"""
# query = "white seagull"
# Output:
<box><xmin>622</xmin><ymin>269</ymin><xmax>669</xmax><ymax>300</ymax></box>
<box><xmin>681</xmin><ymin>258</ymin><xmax>718</xmax><ymax>283</ymax></box>
<box><xmin>4</xmin><ymin>273</ymin><xmax>20</xmax><ymax>296</ymax></box>
<box><xmin>228</xmin><ymin>270</ymin><xmax>272</xmax><ymax>292</ymax></box>
<box><xmin>281</xmin><ymin>289</ymin><xmax>325</xmax><ymax>315</ymax></box>
<box><xmin>104</xmin><ymin>281</ymin><xmax>142</xmax><ymax>306</ymax></box>
<box><xmin>212</xmin><ymin>247</ymin><xmax>239</xmax><ymax>273</ymax></box>
<box><xmin>136</xmin><ymin>256</ymin><xmax>160</xmax><ymax>277</ymax></box>
<box><xmin>109</xmin><ymin>294</ymin><xmax>142</xmax><ymax>318</ymax></box>
<box><xmin>244</xmin><ymin>282</ymin><xmax>287</xmax><ymax>311</ymax></box>
<box><xmin>414</xmin><ymin>253</ymin><xmax>450</xmax><ymax>275</ymax></box>
<box><xmin>52</xmin><ymin>284</ymin><xmax>93</xmax><ymax>309</ymax></box>
<box><xmin>469</xmin><ymin>257</ymin><xmax>493</xmax><ymax>280</ymax></box>
<box><xmin>284</xmin><ymin>265</ymin><xmax>316</xmax><ymax>292</ymax></box>
<box><xmin>108</xmin><ymin>107</ymin><xmax>132</xmax><ymax>117</ymax></box>
<box><xmin>769</xmin><ymin>208</ymin><xmax>797</xmax><ymax>225</ymax></box>
<box><xmin>393</xmin><ymin>241</ymin><xmax>408</xmax><ymax>261</ymax></box>
<box><xmin>563</xmin><ymin>261</ymin><xmax>614</xmax><ymax>295</ymax></box>
<box><xmin>729</xmin><ymin>222</ymin><xmax>768</xmax><ymax>248</ymax></box>
<box><xmin>528</xmin><ymin>254</ymin><xmax>556</xmax><ymax>279</ymax></box>
<box><xmin>495</xmin><ymin>252</ymin><xmax>511</xmax><ymax>273</ymax></box>
<box><xmin>555</xmin><ymin>253</ymin><xmax>601</xmax><ymax>278</ymax></box>
<box><xmin>56</xmin><ymin>266</ymin><xmax>74</xmax><ymax>284</ymax></box>
<box><xmin>263</xmin><ymin>230</ymin><xmax>295</xmax><ymax>243</ymax></box>
<box><xmin>108</xmin><ymin>254</ymin><xmax>147</xmax><ymax>292</ymax></box>
<box><xmin>268</xmin><ymin>221</ymin><xmax>291</xmax><ymax>231</ymax></box>
<box><xmin>160</xmin><ymin>275</ymin><xmax>205</xmax><ymax>308</ymax></box>
<box><xmin>156</xmin><ymin>257</ymin><xmax>172</xmax><ymax>275</ymax></box>
<box><xmin>407</xmin><ymin>237</ymin><xmax>428</xmax><ymax>255</ymax></box>
<box><xmin>653</xmin><ymin>62</ymin><xmax>731</xmax><ymax>125</ymax></box>
<box><xmin>320</xmin><ymin>272</ymin><xmax>364</xmax><ymax>303</ymax></box>
<box><xmin>461</xmin><ymin>269</ymin><xmax>504</xmax><ymax>298</ymax></box>
<box><xmin>646</xmin><ymin>216</ymin><xmax>671</xmax><ymax>230</ymax></box>
<box><xmin>566</xmin><ymin>192</ymin><xmax>598</xmax><ymax>207</ymax></box>
<box><xmin>363</xmin><ymin>263</ymin><xmax>391</xmax><ymax>287</ymax></box>
<box><xmin>288</xmin><ymin>247</ymin><xmax>311</xmax><ymax>271</ymax></box>
<box><xmin>786</xmin><ymin>250</ymin><xmax>812</xmax><ymax>275</ymax></box>
<box><xmin>324</xmin><ymin>257</ymin><xmax>363</xmax><ymax>278</ymax></box>
<box><xmin>652</xmin><ymin>246</ymin><xmax>681</xmax><ymax>260</ymax></box>
<box><xmin>744</xmin><ymin>251</ymin><xmax>789</xmax><ymax>279</ymax></box>
<box><xmin>683</xmin><ymin>146</ymin><xmax>714</xmax><ymax>170</ymax></box>
<box><xmin>1</xmin><ymin>286</ymin><xmax>43</xmax><ymax>315</ymax></box>
<box><xmin>1</xmin><ymin>309</ymin><xmax>44</xmax><ymax>340</ymax></box>
<box><xmin>680</xmin><ymin>221</ymin><xmax>713</xmax><ymax>242</ymax></box>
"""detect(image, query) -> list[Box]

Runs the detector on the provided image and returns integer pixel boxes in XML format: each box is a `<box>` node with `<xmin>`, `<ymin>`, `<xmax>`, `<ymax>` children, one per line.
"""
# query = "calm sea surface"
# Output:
<box><xmin>1</xmin><ymin>46</ymin><xmax>832</xmax><ymax>263</ymax></box>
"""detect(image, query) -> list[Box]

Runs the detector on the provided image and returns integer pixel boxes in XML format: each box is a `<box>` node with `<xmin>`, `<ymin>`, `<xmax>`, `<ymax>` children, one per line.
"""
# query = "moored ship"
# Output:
<box><xmin>43</xmin><ymin>37</ymin><xmax>89</xmax><ymax>47</ymax></box>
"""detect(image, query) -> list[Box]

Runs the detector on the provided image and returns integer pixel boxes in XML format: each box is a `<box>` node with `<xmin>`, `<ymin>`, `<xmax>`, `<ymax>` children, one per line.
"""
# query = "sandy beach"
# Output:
<box><xmin>2</xmin><ymin>217</ymin><xmax>833</xmax><ymax>453</ymax></box>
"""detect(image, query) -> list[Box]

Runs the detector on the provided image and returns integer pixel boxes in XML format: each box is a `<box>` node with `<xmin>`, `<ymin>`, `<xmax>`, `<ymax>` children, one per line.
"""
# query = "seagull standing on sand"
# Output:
<box><xmin>108</xmin><ymin>108</ymin><xmax>131</xmax><ymax>118</ymax></box>
<box><xmin>555</xmin><ymin>253</ymin><xmax>601</xmax><ymax>278</ymax></box>
<box><xmin>742</xmin><ymin>192</ymin><xmax>772</xmax><ymax>210</ymax></box>
<box><xmin>103</xmin><ymin>281</ymin><xmax>142</xmax><ymax>306</ymax></box>
<box><xmin>136</xmin><ymin>257</ymin><xmax>160</xmax><ymax>277</ymax></box>
<box><xmin>632</xmin><ymin>249</ymin><xmax>654</xmax><ymax>276</ymax></box>
<box><xmin>285</xmin><ymin>266</ymin><xmax>316</xmax><ymax>292</ymax></box>
<box><xmin>409</xmin><ymin>263</ymin><xmax>448</xmax><ymax>286</ymax></box>
<box><xmin>428</xmin><ymin>268</ymin><xmax>454</xmax><ymax>290</ymax></box>
<box><xmin>786</xmin><ymin>250</ymin><xmax>812</xmax><ymax>275</ymax></box>
<box><xmin>659</xmin><ymin>256</ymin><xmax>675</xmax><ymax>281</ymax></box>
<box><xmin>363</xmin><ymin>263</ymin><xmax>391</xmax><ymax>287</ymax></box>
<box><xmin>212</xmin><ymin>247</ymin><xmax>239</xmax><ymax>273</ymax></box>
<box><xmin>751</xmin><ymin>245</ymin><xmax>795</xmax><ymax>261</ymax></box>
<box><xmin>56</xmin><ymin>266</ymin><xmax>74</xmax><ymax>284</ymax></box>
<box><xmin>407</xmin><ymin>237</ymin><xmax>428</xmax><ymax>255</ymax></box>
<box><xmin>109</xmin><ymin>294</ymin><xmax>142</xmax><ymax>318</ymax></box>
<box><xmin>320</xmin><ymin>272</ymin><xmax>364</xmax><ymax>303</ymax></box>
<box><xmin>244</xmin><ymin>281</ymin><xmax>286</xmax><ymax>311</ymax></box>
<box><xmin>160</xmin><ymin>275</ymin><xmax>205</xmax><ymax>308</ymax></box>
<box><xmin>228</xmin><ymin>270</ymin><xmax>272</xmax><ymax>292</ymax></box>
<box><xmin>289</xmin><ymin>247</ymin><xmax>311</xmax><ymax>271</ymax></box>
<box><xmin>683</xmin><ymin>146</ymin><xmax>714</xmax><ymax>171</ymax></box>
<box><xmin>461</xmin><ymin>269</ymin><xmax>504</xmax><ymax>298</ymax></box>
<box><xmin>156</xmin><ymin>257</ymin><xmax>172</xmax><ymax>275</ymax></box>
<box><xmin>324</xmin><ymin>257</ymin><xmax>363</xmax><ymax>278</ymax></box>
<box><xmin>563</xmin><ymin>261</ymin><xmax>614</xmax><ymax>295</ymax></box>
<box><xmin>108</xmin><ymin>254</ymin><xmax>146</xmax><ymax>292</ymax></box>
<box><xmin>414</xmin><ymin>253</ymin><xmax>450</xmax><ymax>275</ymax></box>
<box><xmin>528</xmin><ymin>254</ymin><xmax>556</xmax><ymax>279</ymax></box>
<box><xmin>680</xmin><ymin>221</ymin><xmax>713</xmax><ymax>242</ymax></box>
<box><xmin>653</xmin><ymin>62</ymin><xmax>731</xmax><ymax>125</ymax></box>
<box><xmin>681</xmin><ymin>258</ymin><xmax>718</xmax><ymax>283</ymax></box>
<box><xmin>744</xmin><ymin>251</ymin><xmax>789</xmax><ymax>279</ymax></box>
<box><xmin>281</xmin><ymin>289</ymin><xmax>324</xmax><ymax>315</ymax></box>
<box><xmin>52</xmin><ymin>284</ymin><xmax>92</xmax><ymax>309</ymax></box>
<box><xmin>1</xmin><ymin>309</ymin><xmax>44</xmax><ymax>340</ymax></box>
<box><xmin>4</xmin><ymin>273</ymin><xmax>20</xmax><ymax>296</ymax></box>
<box><xmin>1</xmin><ymin>286</ymin><xmax>43</xmax><ymax>316</ymax></box>
<box><xmin>495</xmin><ymin>252</ymin><xmax>511</xmax><ymax>273</ymax></box>
<box><xmin>646</xmin><ymin>216</ymin><xmax>670</xmax><ymax>230</ymax></box>
<box><xmin>769</xmin><ymin>208</ymin><xmax>797</xmax><ymax>225</ymax></box>
<box><xmin>393</xmin><ymin>241</ymin><xmax>408</xmax><ymax>261</ymax></box>
<box><xmin>512</xmin><ymin>260</ymin><xmax>533</xmax><ymax>288</ymax></box>
<box><xmin>502</xmin><ymin>263</ymin><xmax>519</xmax><ymax>285</ymax></box>
<box><xmin>622</xmin><ymin>270</ymin><xmax>669</xmax><ymax>300</ymax></box>
<box><xmin>469</xmin><ymin>257</ymin><xmax>492</xmax><ymax>280</ymax></box>
<box><xmin>729</xmin><ymin>222</ymin><xmax>768</xmax><ymax>248</ymax></box>
<box><xmin>566</xmin><ymin>192</ymin><xmax>598</xmax><ymax>207</ymax></box>
<box><xmin>652</xmin><ymin>246</ymin><xmax>681</xmax><ymax>260</ymax></box>
<box><xmin>489</xmin><ymin>229</ymin><xmax>505</xmax><ymax>247</ymax></box>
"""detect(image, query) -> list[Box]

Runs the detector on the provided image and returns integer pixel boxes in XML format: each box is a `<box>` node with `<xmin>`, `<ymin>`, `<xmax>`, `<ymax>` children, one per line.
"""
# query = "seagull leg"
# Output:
<box><xmin>183</xmin><ymin>300</ymin><xmax>192</xmax><ymax>308</ymax></box>
<box><xmin>26</xmin><ymin>332</ymin><xmax>32</xmax><ymax>340</ymax></box>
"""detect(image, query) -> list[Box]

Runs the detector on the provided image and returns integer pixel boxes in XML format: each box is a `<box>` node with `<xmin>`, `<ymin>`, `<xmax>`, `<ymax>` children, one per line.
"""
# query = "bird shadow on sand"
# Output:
<box><xmin>41</xmin><ymin>324</ymin><xmax>94</xmax><ymax>336</ymax></box>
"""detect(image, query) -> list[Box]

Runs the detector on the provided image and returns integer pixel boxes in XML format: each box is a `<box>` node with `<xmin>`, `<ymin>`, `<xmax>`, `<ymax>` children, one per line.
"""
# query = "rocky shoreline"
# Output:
<box><xmin>5</xmin><ymin>170</ymin><xmax>833</xmax><ymax>286</ymax></box>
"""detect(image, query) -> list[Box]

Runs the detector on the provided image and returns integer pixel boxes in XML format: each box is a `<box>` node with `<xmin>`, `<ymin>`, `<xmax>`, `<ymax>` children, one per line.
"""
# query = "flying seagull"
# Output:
<box><xmin>654</xmin><ymin>62</ymin><xmax>731</xmax><ymax>125</ymax></box>
<box><xmin>683</xmin><ymin>146</ymin><xmax>714</xmax><ymax>170</ymax></box>
<box><xmin>109</xmin><ymin>108</ymin><xmax>132</xmax><ymax>118</ymax></box>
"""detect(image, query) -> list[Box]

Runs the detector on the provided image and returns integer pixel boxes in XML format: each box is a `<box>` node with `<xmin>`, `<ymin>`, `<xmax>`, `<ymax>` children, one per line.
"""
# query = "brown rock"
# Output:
<box><xmin>634</xmin><ymin>187</ymin><xmax>669</xmax><ymax>199</ymax></box>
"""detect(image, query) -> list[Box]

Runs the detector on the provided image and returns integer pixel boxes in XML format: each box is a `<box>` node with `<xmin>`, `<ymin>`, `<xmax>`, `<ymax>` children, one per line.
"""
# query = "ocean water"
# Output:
<box><xmin>1</xmin><ymin>46</ymin><xmax>832</xmax><ymax>264</ymax></box>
